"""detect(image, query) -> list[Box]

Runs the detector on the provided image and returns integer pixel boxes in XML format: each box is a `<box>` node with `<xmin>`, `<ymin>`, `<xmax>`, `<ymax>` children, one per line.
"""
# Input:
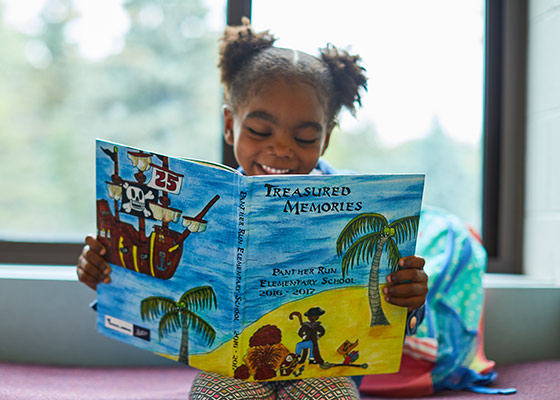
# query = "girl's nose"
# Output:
<box><xmin>268</xmin><ymin>134</ymin><xmax>293</xmax><ymax>158</ymax></box>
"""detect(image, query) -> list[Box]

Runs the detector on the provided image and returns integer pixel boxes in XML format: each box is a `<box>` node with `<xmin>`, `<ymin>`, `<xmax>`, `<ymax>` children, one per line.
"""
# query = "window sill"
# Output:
<box><xmin>482</xmin><ymin>272</ymin><xmax>560</xmax><ymax>289</ymax></box>
<box><xmin>0</xmin><ymin>264</ymin><xmax>77</xmax><ymax>281</ymax></box>
<box><xmin>1</xmin><ymin>265</ymin><xmax>559</xmax><ymax>289</ymax></box>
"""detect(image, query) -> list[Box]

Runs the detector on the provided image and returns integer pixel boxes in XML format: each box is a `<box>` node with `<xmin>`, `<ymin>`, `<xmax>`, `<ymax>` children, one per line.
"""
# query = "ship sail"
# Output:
<box><xmin>149</xmin><ymin>202</ymin><xmax>182</xmax><ymax>223</ymax></box>
<box><xmin>182</xmin><ymin>216</ymin><xmax>208</xmax><ymax>233</ymax></box>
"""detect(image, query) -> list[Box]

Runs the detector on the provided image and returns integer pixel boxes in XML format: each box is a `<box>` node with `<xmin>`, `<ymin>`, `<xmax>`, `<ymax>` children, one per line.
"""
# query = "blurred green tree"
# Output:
<box><xmin>0</xmin><ymin>0</ymin><xmax>223</xmax><ymax>238</ymax></box>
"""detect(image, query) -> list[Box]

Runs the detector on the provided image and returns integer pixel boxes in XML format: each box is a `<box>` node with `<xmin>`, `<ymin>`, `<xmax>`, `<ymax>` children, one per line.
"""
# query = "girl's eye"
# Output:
<box><xmin>248</xmin><ymin>128</ymin><xmax>271</xmax><ymax>137</ymax></box>
<box><xmin>295</xmin><ymin>137</ymin><xmax>318</xmax><ymax>145</ymax></box>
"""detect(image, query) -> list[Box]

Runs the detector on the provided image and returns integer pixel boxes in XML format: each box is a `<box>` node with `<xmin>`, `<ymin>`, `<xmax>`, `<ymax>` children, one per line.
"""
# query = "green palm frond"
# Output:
<box><xmin>140</xmin><ymin>296</ymin><xmax>177</xmax><ymax>321</ymax></box>
<box><xmin>158</xmin><ymin>309</ymin><xmax>182</xmax><ymax>339</ymax></box>
<box><xmin>385</xmin><ymin>238</ymin><xmax>402</xmax><ymax>272</ymax></box>
<box><xmin>341</xmin><ymin>232</ymin><xmax>382</xmax><ymax>277</ymax></box>
<box><xmin>181</xmin><ymin>309</ymin><xmax>217</xmax><ymax>346</ymax></box>
<box><xmin>179</xmin><ymin>286</ymin><xmax>217</xmax><ymax>311</ymax></box>
<box><xmin>388</xmin><ymin>216</ymin><xmax>420</xmax><ymax>244</ymax></box>
<box><xmin>337</xmin><ymin>213</ymin><xmax>388</xmax><ymax>255</ymax></box>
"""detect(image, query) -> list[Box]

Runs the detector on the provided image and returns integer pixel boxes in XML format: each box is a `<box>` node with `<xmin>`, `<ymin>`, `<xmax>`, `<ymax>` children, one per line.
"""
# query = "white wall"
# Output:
<box><xmin>0</xmin><ymin>270</ymin><xmax>176</xmax><ymax>367</ymax></box>
<box><xmin>524</xmin><ymin>1</ymin><xmax>560</xmax><ymax>282</ymax></box>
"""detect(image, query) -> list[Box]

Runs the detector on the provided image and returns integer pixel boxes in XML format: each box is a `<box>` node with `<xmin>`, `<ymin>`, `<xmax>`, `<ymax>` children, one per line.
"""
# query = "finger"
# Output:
<box><xmin>383</xmin><ymin>282</ymin><xmax>428</xmax><ymax>298</ymax></box>
<box><xmin>77</xmin><ymin>251</ymin><xmax>111</xmax><ymax>284</ymax></box>
<box><xmin>85</xmin><ymin>235</ymin><xmax>107</xmax><ymax>256</ymax></box>
<box><xmin>398</xmin><ymin>255</ymin><xmax>425</xmax><ymax>269</ymax></box>
<box><xmin>384</xmin><ymin>295</ymin><xmax>426</xmax><ymax>312</ymax></box>
<box><xmin>77</xmin><ymin>263</ymin><xmax>111</xmax><ymax>288</ymax></box>
<box><xmin>77</xmin><ymin>259</ymin><xmax>104</xmax><ymax>290</ymax></box>
<box><xmin>82</xmin><ymin>246</ymin><xmax>111</xmax><ymax>275</ymax></box>
<box><xmin>77</xmin><ymin>272</ymin><xmax>98</xmax><ymax>290</ymax></box>
<box><xmin>78</xmin><ymin>254</ymin><xmax>110</xmax><ymax>282</ymax></box>
<box><xmin>387</xmin><ymin>269</ymin><xmax>428</xmax><ymax>285</ymax></box>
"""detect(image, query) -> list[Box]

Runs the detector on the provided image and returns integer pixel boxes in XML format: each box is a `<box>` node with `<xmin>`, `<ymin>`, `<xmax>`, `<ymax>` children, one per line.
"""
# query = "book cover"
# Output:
<box><xmin>95</xmin><ymin>139</ymin><xmax>425</xmax><ymax>381</ymax></box>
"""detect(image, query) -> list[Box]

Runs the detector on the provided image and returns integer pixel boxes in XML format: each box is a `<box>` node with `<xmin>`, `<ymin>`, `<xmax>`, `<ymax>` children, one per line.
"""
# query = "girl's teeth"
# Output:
<box><xmin>262</xmin><ymin>165</ymin><xmax>290</xmax><ymax>174</ymax></box>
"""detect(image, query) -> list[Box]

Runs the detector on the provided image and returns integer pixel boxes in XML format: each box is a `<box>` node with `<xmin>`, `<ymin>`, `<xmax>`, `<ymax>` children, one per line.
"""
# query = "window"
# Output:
<box><xmin>1</xmin><ymin>0</ymin><xmax>526</xmax><ymax>274</ymax></box>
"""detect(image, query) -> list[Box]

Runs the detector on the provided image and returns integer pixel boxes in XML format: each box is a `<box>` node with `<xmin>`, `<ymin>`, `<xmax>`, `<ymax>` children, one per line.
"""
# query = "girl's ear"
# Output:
<box><xmin>223</xmin><ymin>105</ymin><xmax>234</xmax><ymax>146</ymax></box>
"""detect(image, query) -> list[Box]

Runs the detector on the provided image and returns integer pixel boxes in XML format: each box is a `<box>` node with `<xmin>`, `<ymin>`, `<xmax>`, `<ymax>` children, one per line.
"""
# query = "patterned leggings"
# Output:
<box><xmin>189</xmin><ymin>371</ymin><xmax>360</xmax><ymax>400</ymax></box>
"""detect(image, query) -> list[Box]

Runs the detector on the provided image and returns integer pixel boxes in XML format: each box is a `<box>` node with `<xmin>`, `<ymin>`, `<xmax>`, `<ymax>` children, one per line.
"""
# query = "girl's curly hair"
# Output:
<box><xmin>218</xmin><ymin>18</ymin><xmax>367</xmax><ymax>126</ymax></box>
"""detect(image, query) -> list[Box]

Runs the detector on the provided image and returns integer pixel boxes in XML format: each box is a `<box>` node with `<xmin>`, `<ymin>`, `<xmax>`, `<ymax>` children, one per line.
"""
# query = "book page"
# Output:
<box><xmin>192</xmin><ymin>173</ymin><xmax>424</xmax><ymax>381</ymax></box>
<box><xmin>95</xmin><ymin>140</ymin><xmax>240</xmax><ymax>373</ymax></box>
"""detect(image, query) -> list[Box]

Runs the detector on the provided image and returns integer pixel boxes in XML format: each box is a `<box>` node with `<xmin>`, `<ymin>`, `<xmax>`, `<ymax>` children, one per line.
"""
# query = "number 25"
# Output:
<box><xmin>154</xmin><ymin>170</ymin><xmax>178</xmax><ymax>192</ymax></box>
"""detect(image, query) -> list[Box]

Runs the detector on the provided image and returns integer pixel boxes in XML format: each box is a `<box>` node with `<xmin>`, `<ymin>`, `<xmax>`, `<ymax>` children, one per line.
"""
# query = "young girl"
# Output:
<box><xmin>77</xmin><ymin>20</ymin><xmax>428</xmax><ymax>400</ymax></box>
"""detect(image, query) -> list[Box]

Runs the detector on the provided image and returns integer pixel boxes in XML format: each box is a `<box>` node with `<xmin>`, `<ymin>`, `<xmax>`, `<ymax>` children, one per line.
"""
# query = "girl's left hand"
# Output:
<box><xmin>383</xmin><ymin>255</ymin><xmax>428</xmax><ymax>312</ymax></box>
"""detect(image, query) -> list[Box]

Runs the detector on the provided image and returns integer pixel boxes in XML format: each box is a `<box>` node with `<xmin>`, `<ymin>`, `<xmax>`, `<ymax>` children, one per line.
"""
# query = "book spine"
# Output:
<box><xmin>231</xmin><ymin>179</ymin><xmax>249</xmax><ymax>375</ymax></box>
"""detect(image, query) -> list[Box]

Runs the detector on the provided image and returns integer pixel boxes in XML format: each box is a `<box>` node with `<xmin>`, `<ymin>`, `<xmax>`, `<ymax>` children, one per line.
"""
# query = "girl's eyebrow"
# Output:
<box><xmin>246</xmin><ymin>110</ymin><xmax>277</xmax><ymax>123</ymax></box>
<box><xmin>246</xmin><ymin>110</ymin><xmax>323</xmax><ymax>132</ymax></box>
<box><xmin>296</xmin><ymin>121</ymin><xmax>323</xmax><ymax>133</ymax></box>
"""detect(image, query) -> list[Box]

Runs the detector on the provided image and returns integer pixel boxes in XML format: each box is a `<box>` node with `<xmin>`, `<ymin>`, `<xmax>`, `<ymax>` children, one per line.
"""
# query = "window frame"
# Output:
<box><xmin>482</xmin><ymin>0</ymin><xmax>527</xmax><ymax>273</ymax></box>
<box><xmin>221</xmin><ymin>0</ymin><xmax>249</xmax><ymax>170</ymax></box>
<box><xmin>1</xmin><ymin>0</ymin><xmax>527</xmax><ymax>275</ymax></box>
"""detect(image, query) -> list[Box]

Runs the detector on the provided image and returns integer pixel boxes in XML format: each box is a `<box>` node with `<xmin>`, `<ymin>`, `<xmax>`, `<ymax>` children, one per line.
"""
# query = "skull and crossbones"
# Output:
<box><xmin>122</xmin><ymin>182</ymin><xmax>154</xmax><ymax>217</ymax></box>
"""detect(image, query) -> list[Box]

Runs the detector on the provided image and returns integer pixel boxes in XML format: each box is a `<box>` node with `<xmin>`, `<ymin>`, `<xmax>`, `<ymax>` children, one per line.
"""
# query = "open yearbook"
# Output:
<box><xmin>95</xmin><ymin>139</ymin><xmax>425</xmax><ymax>381</ymax></box>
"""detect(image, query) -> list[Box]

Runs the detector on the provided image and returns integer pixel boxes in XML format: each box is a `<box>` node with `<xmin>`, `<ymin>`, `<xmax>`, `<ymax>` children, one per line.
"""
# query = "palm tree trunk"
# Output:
<box><xmin>178</xmin><ymin>317</ymin><xmax>189</xmax><ymax>364</ymax></box>
<box><xmin>368</xmin><ymin>237</ymin><xmax>390</xmax><ymax>327</ymax></box>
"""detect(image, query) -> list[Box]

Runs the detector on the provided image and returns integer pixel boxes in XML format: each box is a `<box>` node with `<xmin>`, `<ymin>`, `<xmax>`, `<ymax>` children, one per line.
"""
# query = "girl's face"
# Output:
<box><xmin>223</xmin><ymin>79</ymin><xmax>332</xmax><ymax>176</ymax></box>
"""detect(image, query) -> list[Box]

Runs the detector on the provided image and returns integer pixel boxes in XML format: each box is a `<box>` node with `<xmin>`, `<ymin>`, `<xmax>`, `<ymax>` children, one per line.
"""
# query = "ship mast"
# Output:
<box><xmin>128</xmin><ymin>150</ymin><xmax>153</xmax><ymax>242</ymax></box>
<box><xmin>103</xmin><ymin>145</ymin><xmax>123</xmax><ymax>223</ymax></box>
<box><xmin>160</xmin><ymin>156</ymin><xmax>171</xmax><ymax>229</ymax></box>
<box><xmin>113</xmin><ymin>147</ymin><xmax>120</xmax><ymax>222</ymax></box>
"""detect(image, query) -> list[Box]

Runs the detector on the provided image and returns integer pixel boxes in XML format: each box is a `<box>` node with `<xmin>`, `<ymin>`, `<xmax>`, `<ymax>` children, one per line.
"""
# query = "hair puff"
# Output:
<box><xmin>319</xmin><ymin>44</ymin><xmax>368</xmax><ymax>116</ymax></box>
<box><xmin>218</xmin><ymin>17</ymin><xmax>276</xmax><ymax>92</ymax></box>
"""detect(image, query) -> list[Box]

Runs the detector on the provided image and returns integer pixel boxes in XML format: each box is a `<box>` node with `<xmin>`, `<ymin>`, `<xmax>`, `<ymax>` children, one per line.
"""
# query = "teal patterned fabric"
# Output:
<box><xmin>414</xmin><ymin>205</ymin><xmax>495</xmax><ymax>390</ymax></box>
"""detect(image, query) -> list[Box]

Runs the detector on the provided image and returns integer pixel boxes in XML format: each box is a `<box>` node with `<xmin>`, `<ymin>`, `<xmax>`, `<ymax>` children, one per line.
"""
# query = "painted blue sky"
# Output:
<box><xmin>240</xmin><ymin>174</ymin><xmax>425</xmax><ymax>322</ymax></box>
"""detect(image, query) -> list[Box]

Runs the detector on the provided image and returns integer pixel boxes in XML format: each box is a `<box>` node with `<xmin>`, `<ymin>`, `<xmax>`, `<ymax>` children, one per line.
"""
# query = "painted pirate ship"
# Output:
<box><xmin>97</xmin><ymin>145</ymin><xmax>219</xmax><ymax>280</ymax></box>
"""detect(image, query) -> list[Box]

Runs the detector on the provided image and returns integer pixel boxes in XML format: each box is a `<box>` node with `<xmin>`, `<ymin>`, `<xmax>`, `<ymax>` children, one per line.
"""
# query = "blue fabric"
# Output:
<box><xmin>414</xmin><ymin>206</ymin><xmax>512</xmax><ymax>393</ymax></box>
<box><xmin>468</xmin><ymin>386</ymin><xmax>517</xmax><ymax>395</ymax></box>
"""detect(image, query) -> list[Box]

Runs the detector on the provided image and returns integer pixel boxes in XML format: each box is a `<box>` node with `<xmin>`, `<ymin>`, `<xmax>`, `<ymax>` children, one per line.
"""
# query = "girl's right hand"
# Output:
<box><xmin>77</xmin><ymin>235</ymin><xmax>111</xmax><ymax>290</ymax></box>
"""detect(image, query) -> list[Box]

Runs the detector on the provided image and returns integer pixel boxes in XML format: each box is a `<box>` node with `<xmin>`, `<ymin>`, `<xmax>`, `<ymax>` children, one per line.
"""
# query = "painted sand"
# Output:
<box><xmin>180</xmin><ymin>285</ymin><xmax>407</xmax><ymax>381</ymax></box>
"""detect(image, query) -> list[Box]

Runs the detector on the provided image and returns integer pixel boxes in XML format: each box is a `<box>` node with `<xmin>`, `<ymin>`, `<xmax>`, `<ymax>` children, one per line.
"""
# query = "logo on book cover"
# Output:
<box><xmin>133</xmin><ymin>325</ymin><xmax>150</xmax><ymax>341</ymax></box>
<box><xmin>105</xmin><ymin>315</ymin><xmax>150</xmax><ymax>342</ymax></box>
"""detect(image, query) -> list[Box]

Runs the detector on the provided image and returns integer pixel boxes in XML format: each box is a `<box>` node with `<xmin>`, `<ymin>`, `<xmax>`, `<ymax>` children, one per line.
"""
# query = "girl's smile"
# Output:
<box><xmin>223</xmin><ymin>79</ymin><xmax>332</xmax><ymax>176</ymax></box>
<box><xmin>257</xmin><ymin>164</ymin><xmax>291</xmax><ymax>175</ymax></box>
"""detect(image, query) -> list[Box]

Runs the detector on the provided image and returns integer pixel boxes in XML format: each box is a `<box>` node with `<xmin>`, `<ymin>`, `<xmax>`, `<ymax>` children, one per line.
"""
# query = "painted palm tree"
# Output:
<box><xmin>336</xmin><ymin>213</ymin><xmax>419</xmax><ymax>327</ymax></box>
<box><xmin>140</xmin><ymin>286</ymin><xmax>217</xmax><ymax>364</ymax></box>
